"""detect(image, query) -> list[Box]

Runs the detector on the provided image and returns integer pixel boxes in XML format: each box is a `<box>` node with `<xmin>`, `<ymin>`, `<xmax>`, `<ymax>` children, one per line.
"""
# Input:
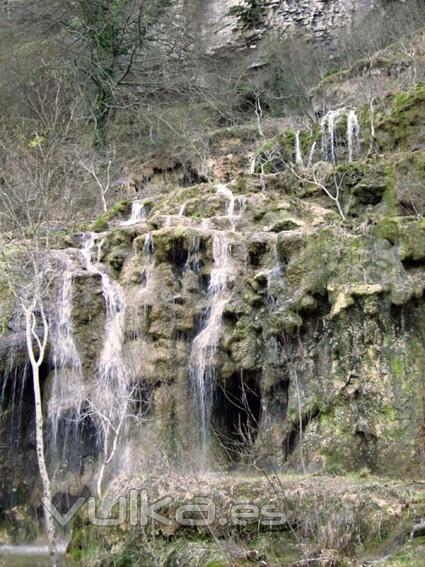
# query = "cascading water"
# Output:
<box><xmin>134</xmin><ymin>232</ymin><xmax>155</xmax><ymax>339</ymax></box>
<box><xmin>97</xmin><ymin>274</ymin><xmax>127</xmax><ymax>409</ymax></box>
<box><xmin>321</xmin><ymin>108</ymin><xmax>346</xmax><ymax>163</ymax></box>
<box><xmin>320</xmin><ymin>107</ymin><xmax>362</xmax><ymax>164</ymax></box>
<box><xmin>307</xmin><ymin>141</ymin><xmax>317</xmax><ymax>169</ymax></box>
<box><xmin>189</xmin><ymin>233</ymin><xmax>234</xmax><ymax>464</ymax></box>
<box><xmin>48</xmin><ymin>253</ymin><xmax>84</xmax><ymax>465</ymax></box>
<box><xmin>295</xmin><ymin>130</ymin><xmax>304</xmax><ymax>166</ymax></box>
<box><xmin>347</xmin><ymin>109</ymin><xmax>361</xmax><ymax>162</ymax></box>
<box><xmin>0</xmin><ymin>361</ymin><xmax>29</xmax><ymax>459</ymax></box>
<box><xmin>141</xmin><ymin>233</ymin><xmax>154</xmax><ymax>284</ymax></box>
<box><xmin>81</xmin><ymin>232</ymin><xmax>98</xmax><ymax>271</ymax></box>
<box><xmin>122</xmin><ymin>201</ymin><xmax>148</xmax><ymax>226</ymax></box>
<box><xmin>217</xmin><ymin>183</ymin><xmax>246</xmax><ymax>232</ymax></box>
<box><xmin>80</xmin><ymin>232</ymin><xmax>130</xmax><ymax>490</ymax></box>
<box><xmin>189</xmin><ymin>184</ymin><xmax>242</xmax><ymax>466</ymax></box>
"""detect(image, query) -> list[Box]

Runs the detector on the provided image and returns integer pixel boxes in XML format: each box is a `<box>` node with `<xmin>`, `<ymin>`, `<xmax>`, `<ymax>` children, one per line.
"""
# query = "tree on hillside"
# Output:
<box><xmin>0</xmin><ymin>217</ymin><xmax>56</xmax><ymax>565</ymax></box>
<box><xmin>0</xmin><ymin>134</ymin><xmax>62</xmax><ymax>565</ymax></box>
<box><xmin>62</xmin><ymin>0</ymin><xmax>172</xmax><ymax>149</ymax></box>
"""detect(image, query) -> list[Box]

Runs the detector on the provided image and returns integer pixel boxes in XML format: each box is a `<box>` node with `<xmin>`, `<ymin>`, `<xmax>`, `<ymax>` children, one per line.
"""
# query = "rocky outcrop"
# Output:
<box><xmin>2</xmin><ymin>84</ymin><xmax>425</xmax><ymax>507</ymax></box>
<box><xmin>312</xmin><ymin>28</ymin><xmax>425</xmax><ymax>112</ymax></box>
<box><xmin>187</xmin><ymin>0</ymin><xmax>378</xmax><ymax>56</ymax></box>
<box><xmin>1</xmin><ymin>23</ymin><xmax>425</xmax><ymax>564</ymax></box>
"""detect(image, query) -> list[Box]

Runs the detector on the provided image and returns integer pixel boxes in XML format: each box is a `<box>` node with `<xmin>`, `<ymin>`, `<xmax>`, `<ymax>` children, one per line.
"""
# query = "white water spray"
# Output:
<box><xmin>189</xmin><ymin>232</ymin><xmax>234</xmax><ymax>461</ymax></box>
<box><xmin>189</xmin><ymin>184</ymin><xmax>244</xmax><ymax>464</ymax></box>
<box><xmin>80</xmin><ymin>233</ymin><xmax>130</xmax><ymax>489</ymax></box>
<box><xmin>295</xmin><ymin>130</ymin><xmax>304</xmax><ymax>166</ymax></box>
<box><xmin>217</xmin><ymin>183</ymin><xmax>246</xmax><ymax>232</ymax></box>
<box><xmin>321</xmin><ymin>107</ymin><xmax>362</xmax><ymax>164</ymax></box>
<box><xmin>347</xmin><ymin>109</ymin><xmax>361</xmax><ymax>162</ymax></box>
<box><xmin>307</xmin><ymin>140</ymin><xmax>317</xmax><ymax>169</ymax></box>
<box><xmin>320</xmin><ymin>108</ymin><xmax>347</xmax><ymax>163</ymax></box>
<box><xmin>122</xmin><ymin>201</ymin><xmax>148</xmax><ymax>226</ymax></box>
<box><xmin>48</xmin><ymin>254</ymin><xmax>84</xmax><ymax>453</ymax></box>
<box><xmin>82</xmin><ymin>234</ymin><xmax>128</xmax><ymax>408</ymax></box>
<box><xmin>141</xmin><ymin>233</ymin><xmax>155</xmax><ymax>290</ymax></box>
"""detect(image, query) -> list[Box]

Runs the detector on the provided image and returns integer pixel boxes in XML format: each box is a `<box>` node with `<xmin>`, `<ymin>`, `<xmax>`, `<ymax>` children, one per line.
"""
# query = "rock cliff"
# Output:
<box><xmin>1</xmin><ymin>4</ymin><xmax>425</xmax><ymax>566</ymax></box>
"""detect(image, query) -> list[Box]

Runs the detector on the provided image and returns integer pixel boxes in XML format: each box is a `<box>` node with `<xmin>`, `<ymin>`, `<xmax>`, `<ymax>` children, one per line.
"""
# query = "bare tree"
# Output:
<box><xmin>288</xmin><ymin>164</ymin><xmax>347</xmax><ymax>221</ymax></box>
<box><xmin>0</xmin><ymin>251</ymin><xmax>57</xmax><ymax>565</ymax></box>
<box><xmin>83</xmin><ymin>391</ymin><xmax>132</xmax><ymax>498</ymax></box>
<box><xmin>60</xmin><ymin>0</ymin><xmax>173</xmax><ymax>148</ymax></box>
<box><xmin>22</xmin><ymin>266</ymin><xmax>57</xmax><ymax>565</ymax></box>
<box><xmin>0</xmin><ymin>151</ymin><xmax>58</xmax><ymax>566</ymax></box>
<box><xmin>78</xmin><ymin>152</ymin><xmax>115</xmax><ymax>213</ymax></box>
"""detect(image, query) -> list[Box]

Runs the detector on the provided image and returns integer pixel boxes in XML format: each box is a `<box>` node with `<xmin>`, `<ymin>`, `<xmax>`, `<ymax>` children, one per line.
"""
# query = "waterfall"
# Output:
<box><xmin>0</xmin><ymin>362</ymin><xmax>28</xmax><ymax>457</ymax></box>
<box><xmin>321</xmin><ymin>107</ymin><xmax>362</xmax><ymax>164</ymax></box>
<box><xmin>321</xmin><ymin>109</ymin><xmax>343</xmax><ymax>163</ymax></box>
<box><xmin>82</xmin><ymin>233</ymin><xmax>128</xmax><ymax>407</ymax></box>
<box><xmin>97</xmin><ymin>274</ymin><xmax>127</xmax><ymax>405</ymax></box>
<box><xmin>347</xmin><ymin>109</ymin><xmax>361</xmax><ymax>162</ymax></box>
<box><xmin>80</xmin><ymin>233</ymin><xmax>130</xmax><ymax>484</ymax></box>
<box><xmin>307</xmin><ymin>141</ymin><xmax>317</xmax><ymax>169</ymax></box>
<box><xmin>189</xmin><ymin>183</ymin><xmax>242</xmax><ymax>465</ymax></box>
<box><xmin>122</xmin><ymin>201</ymin><xmax>148</xmax><ymax>226</ymax></box>
<box><xmin>140</xmin><ymin>233</ymin><xmax>155</xmax><ymax>290</ymax></box>
<box><xmin>143</xmin><ymin>233</ymin><xmax>154</xmax><ymax>260</ymax></box>
<box><xmin>81</xmin><ymin>232</ymin><xmax>97</xmax><ymax>271</ymax></box>
<box><xmin>295</xmin><ymin>130</ymin><xmax>304</xmax><ymax>166</ymax></box>
<box><xmin>44</xmin><ymin>238</ymin><xmax>128</xmax><ymax>482</ymax></box>
<box><xmin>48</xmin><ymin>253</ymin><xmax>84</xmax><ymax>461</ymax></box>
<box><xmin>217</xmin><ymin>183</ymin><xmax>246</xmax><ymax>232</ymax></box>
<box><xmin>187</xmin><ymin>235</ymin><xmax>202</xmax><ymax>274</ymax></box>
<box><xmin>189</xmin><ymin>232</ymin><xmax>234</xmax><ymax>462</ymax></box>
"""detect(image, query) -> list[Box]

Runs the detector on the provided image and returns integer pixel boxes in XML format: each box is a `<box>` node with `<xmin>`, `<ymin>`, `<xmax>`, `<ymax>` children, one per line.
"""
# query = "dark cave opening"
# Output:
<box><xmin>167</xmin><ymin>238</ymin><xmax>189</xmax><ymax>275</ymax></box>
<box><xmin>212</xmin><ymin>371</ymin><xmax>262</xmax><ymax>462</ymax></box>
<box><xmin>248</xmin><ymin>240</ymin><xmax>269</xmax><ymax>267</ymax></box>
<box><xmin>283</xmin><ymin>405</ymin><xmax>320</xmax><ymax>461</ymax></box>
<box><xmin>0</xmin><ymin>361</ymin><xmax>48</xmax><ymax>507</ymax></box>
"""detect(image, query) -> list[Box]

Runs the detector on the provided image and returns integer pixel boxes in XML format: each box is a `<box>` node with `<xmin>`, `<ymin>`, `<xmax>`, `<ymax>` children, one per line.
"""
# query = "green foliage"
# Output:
<box><xmin>92</xmin><ymin>200</ymin><xmax>130</xmax><ymax>232</ymax></box>
<box><xmin>326</xmin><ymin>462</ymin><xmax>346</xmax><ymax>476</ymax></box>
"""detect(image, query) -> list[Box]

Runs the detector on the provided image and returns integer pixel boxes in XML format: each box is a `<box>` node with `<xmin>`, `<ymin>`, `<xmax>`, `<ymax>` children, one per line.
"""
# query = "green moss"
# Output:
<box><xmin>0</xmin><ymin>315</ymin><xmax>9</xmax><ymax>336</ymax></box>
<box><xmin>373</xmin><ymin>216</ymin><xmax>425</xmax><ymax>261</ymax></box>
<box><xmin>390</xmin><ymin>356</ymin><xmax>404</xmax><ymax>378</ymax></box>
<box><xmin>231</xmin><ymin>176</ymin><xmax>247</xmax><ymax>192</ymax></box>
<box><xmin>92</xmin><ymin>200</ymin><xmax>130</xmax><ymax>232</ymax></box>
<box><xmin>393</xmin><ymin>84</ymin><xmax>425</xmax><ymax>113</ymax></box>
<box><xmin>375</xmin><ymin>84</ymin><xmax>425</xmax><ymax>153</ymax></box>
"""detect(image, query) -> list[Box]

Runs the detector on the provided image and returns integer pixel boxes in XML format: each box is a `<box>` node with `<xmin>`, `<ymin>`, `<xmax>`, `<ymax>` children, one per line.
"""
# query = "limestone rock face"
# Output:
<box><xmin>186</xmin><ymin>0</ymin><xmax>377</xmax><ymax>56</ymax></box>
<box><xmin>1</xmin><ymin>32</ymin><xmax>425</xmax><ymax>552</ymax></box>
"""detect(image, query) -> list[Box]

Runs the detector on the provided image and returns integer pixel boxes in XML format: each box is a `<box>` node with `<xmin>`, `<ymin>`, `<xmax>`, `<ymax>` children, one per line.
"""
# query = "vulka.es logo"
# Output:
<box><xmin>43</xmin><ymin>490</ymin><xmax>287</xmax><ymax>528</ymax></box>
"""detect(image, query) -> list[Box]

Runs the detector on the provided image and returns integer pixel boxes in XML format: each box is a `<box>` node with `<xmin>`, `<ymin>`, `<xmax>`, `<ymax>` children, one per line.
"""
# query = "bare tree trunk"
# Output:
<box><xmin>24</xmin><ymin>303</ymin><xmax>57</xmax><ymax>567</ymax></box>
